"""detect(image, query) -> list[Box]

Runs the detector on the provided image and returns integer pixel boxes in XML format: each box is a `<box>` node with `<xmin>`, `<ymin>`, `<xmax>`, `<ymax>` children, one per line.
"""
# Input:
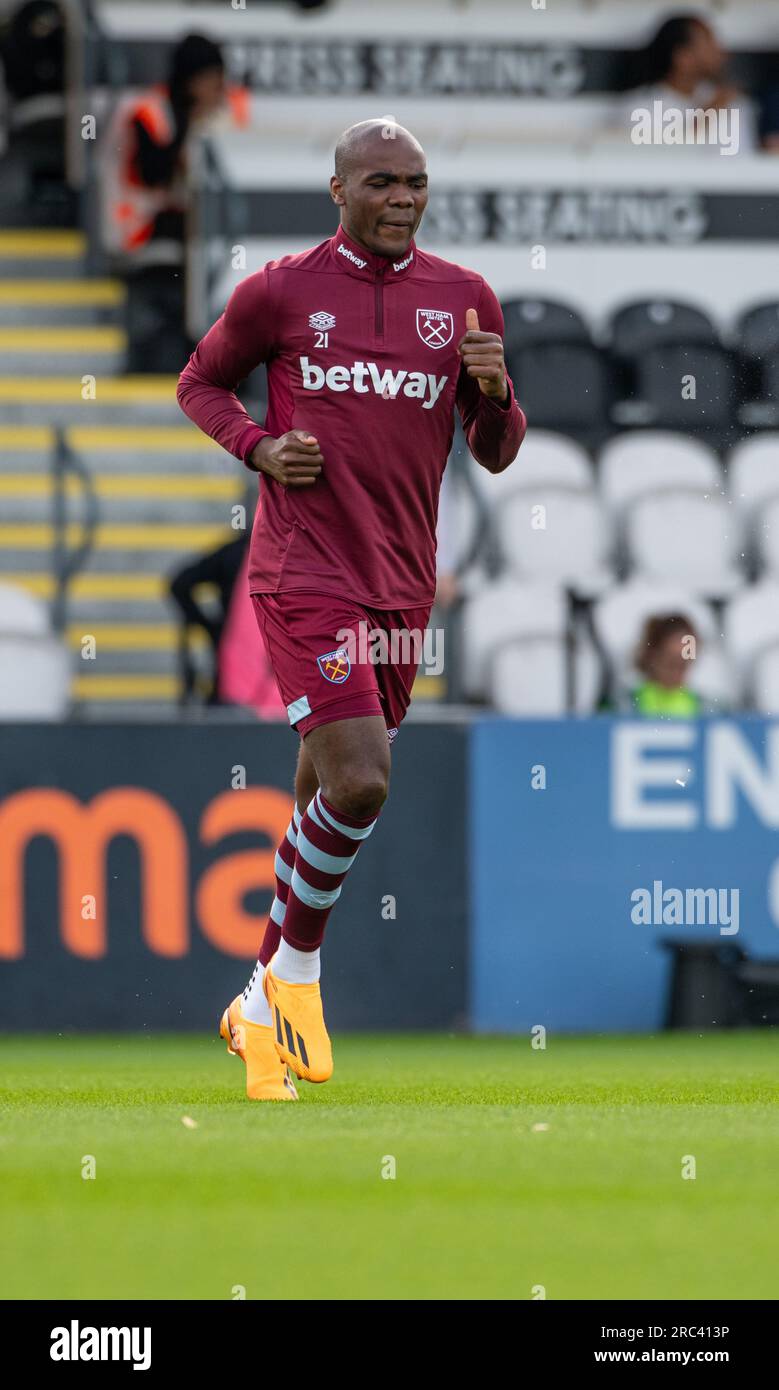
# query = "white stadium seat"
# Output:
<box><xmin>460</xmin><ymin>579</ymin><xmax>567</xmax><ymax>702</ymax></box>
<box><xmin>754</xmin><ymin>494</ymin><xmax>779</xmax><ymax>580</ymax></box>
<box><xmin>752</xmin><ymin>647</ymin><xmax>779</xmax><ymax>715</ymax></box>
<box><xmin>460</xmin><ymin>578</ymin><xmax>600</xmax><ymax>715</ymax></box>
<box><xmin>495</xmin><ymin>487</ymin><xmax>612</xmax><ymax>594</ymax></box>
<box><xmin>730</xmin><ymin>435</ymin><xmax>779</xmax><ymax>553</ymax></box>
<box><xmin>0</xmin><ymin>582</ymin><xmax>71</xmax><ymax>719</ymax></box>
<box><xmin>625</xmin><ymin>492</ymin><xmax>741</xmax><ymax>597</ymax></box>
<box><xmin>468</xmin><ymin>429</ymin><xmax>593</xmax><ymax>501</ymax></box>
<box><xmin>725</xmin><ymin>580</ymin><xmax>779</xmax><ymax>676</ymax></box>
<box><xmin>726</xmin><ymin>581</ymin><xmax>779</xmax><ymax>710</ymax></box>
<box><xmin>599</xmin><ymin>432</ymin><xmax>723</xmax><ymax>517</ymax></box>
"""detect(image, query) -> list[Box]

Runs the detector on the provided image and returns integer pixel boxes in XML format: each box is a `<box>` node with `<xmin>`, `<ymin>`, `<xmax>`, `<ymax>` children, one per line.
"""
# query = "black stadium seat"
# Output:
<box><xmin>505</xmin><ymin>342</ymin><xmax>615</xmax><ymax>442</ymax></box>
<box><xmin>501</xmin><ymin>298</ymin><xmax>591</xmax><ymax>353</ymax></box>
<box><xmin>738</xmin><ymin>302</ymin><xmax>779</xmax><ymax>361</ymax></box>
<box><xmin>609</xmin><ymin>301</ymin><xmax>738</xmax><ymax>442</ymax></box>
<box><xmin>633</xmin><ymin>344</ymin><xmax>739</xmax><ymax>433</ymax></box>
<box><xmin>610</xmin><ymin>300</ymin><xmax>719</xmax><ymax>358</ymax></box>
<box><xmin>737</xmin><ymin>303</ymin><xmax>779</xmax><ymax>427</ymax></box>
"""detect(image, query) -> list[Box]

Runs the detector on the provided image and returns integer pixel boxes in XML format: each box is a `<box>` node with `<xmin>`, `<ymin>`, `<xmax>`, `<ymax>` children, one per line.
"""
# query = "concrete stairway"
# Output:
<box><xmin>0</xmin><ymin>230</ymin><xmax>244</xmax><ymax>717</ymax></box>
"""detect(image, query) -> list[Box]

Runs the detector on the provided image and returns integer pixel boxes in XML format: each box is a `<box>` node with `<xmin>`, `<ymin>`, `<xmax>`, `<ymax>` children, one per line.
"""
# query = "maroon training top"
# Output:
<box><xmin>177</xmin><ymin>224</ymin><xmax>526</xmax><ymax>608</ymax></box>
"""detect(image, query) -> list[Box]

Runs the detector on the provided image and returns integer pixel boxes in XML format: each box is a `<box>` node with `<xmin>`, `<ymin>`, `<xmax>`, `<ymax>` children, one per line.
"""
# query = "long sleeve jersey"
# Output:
<box><xmin>177</xmin><ymin>223</ymin><xmax>526</xmax><ymax>608</ymax></box>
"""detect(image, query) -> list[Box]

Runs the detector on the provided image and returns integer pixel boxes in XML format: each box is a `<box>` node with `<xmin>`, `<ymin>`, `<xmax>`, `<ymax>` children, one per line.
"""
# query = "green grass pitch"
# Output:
<box><xmin>1</xmin><ymin>1031</ymin><xmax>777</xmax><ymax>1300</ymax></box>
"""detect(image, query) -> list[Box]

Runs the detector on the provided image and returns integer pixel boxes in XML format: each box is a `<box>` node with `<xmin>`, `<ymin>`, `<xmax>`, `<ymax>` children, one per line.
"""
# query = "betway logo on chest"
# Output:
<box><xmin>300</xmin><ymin>356</ymin><xmax>447</xmax><ymax>409</ymax></box>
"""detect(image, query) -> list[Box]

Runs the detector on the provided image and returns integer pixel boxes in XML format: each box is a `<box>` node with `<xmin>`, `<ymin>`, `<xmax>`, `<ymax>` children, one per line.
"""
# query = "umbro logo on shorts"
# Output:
<box><xmin>300</xmin><ymin>356</ymin><xmax>448</xmax><ymax>409</ymax></box>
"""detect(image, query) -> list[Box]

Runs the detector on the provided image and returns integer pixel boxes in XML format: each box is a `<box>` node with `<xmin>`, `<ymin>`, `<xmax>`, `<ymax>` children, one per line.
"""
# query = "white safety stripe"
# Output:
<box><xmin>270</xmin><ymin>895</ymin><xmax>286</xmax><ymax>926</ymax></box>
<box><xmin>274</xmin><ymin>849</ymin><xmax>293</xmax><ymax>886</ymax></box>
<box><xmin>297</xmin><ymin>825</ymin><xmax>357</xmax><ymax>877</ymax></box>
<box><xmin>286</xmin><ymin>694</ymin><xmax>311</xmax><ymax>725</ymax></box>
<box><xmin>315</xmin><ymin>791</ymin><xmax>376</xmax><ymax>841</ymax></box>
<box><xmin>291</xmin><ymin>866</ymin><xmax>342</xmax><ymax>910</ymax></box>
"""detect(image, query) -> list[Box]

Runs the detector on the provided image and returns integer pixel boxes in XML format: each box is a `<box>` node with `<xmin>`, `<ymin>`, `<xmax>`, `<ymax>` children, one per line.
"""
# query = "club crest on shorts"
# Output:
<box><xmin>416</xmin><ymin>309</ymin><xmax>454</xmax><ymax>349</ymax></box>
<box><xmin>317</xmin><ymin>646</ymin><xmax>351</xmax><ymax>683</ymax></box>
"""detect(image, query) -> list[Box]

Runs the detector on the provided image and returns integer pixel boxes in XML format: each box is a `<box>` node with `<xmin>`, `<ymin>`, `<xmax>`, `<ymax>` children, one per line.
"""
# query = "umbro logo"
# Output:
<box><xmin>309</xmin><ymin>311</ymin><xmax>335</xmax><ymax>331</ymax></box>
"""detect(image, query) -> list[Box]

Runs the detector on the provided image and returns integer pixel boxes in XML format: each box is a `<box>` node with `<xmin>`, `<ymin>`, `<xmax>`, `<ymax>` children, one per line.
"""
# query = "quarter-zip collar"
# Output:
<box><xmin>331</xmin><ymin>223</ymin><xmax>417</xmax><ymax>282</ymax></box>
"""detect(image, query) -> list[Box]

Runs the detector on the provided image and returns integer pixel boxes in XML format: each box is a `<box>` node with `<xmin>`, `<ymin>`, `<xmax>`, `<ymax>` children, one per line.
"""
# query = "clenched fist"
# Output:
<box><xmin>249</xmin><ymin>430</ymin><xmax>324</xmax><ymax>487</ymax></box>
<box><xmin>457</xmin><ymin>308</ymin><xmax>508</xmax><ymax>401</ymax></box>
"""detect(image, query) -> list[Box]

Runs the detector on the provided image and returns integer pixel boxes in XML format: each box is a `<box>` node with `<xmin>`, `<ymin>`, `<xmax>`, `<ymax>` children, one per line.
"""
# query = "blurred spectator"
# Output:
<box><xmin>168</xmin><ymin>499</ymin><xmax>284</xmax><ymax>717</ymax></box>
<box><xmin>626</xmin><ymin>613</ymin><xmax>707</xmax><ymax>717</ymax></box>
<box><xmin>0</xmin><ymin>0</ymin><xmax>68</xmax><ymax>211</ymax></box>
<box><xmin>100</xmin><ymin>33</ymin><xmax>249</xmax><ymax>372</ymax></box>
<box><xmin>757</xmin><ymin>56</ymin><xmax>779</xmax><ymax>152</ymax></box>
<box><xmin>624</xmin><ymin>14</ymin><xmax>757</xmax><ymax>153</ymax></box>
<box><xmin>216</xmin><ymin>545</ymin><xmax>285</xmax><ymax>719</ymax></box>
<box><xmin>434</xmin><ymin>464</ymin><xmax>460</xmax><ymax>610</ymax></box>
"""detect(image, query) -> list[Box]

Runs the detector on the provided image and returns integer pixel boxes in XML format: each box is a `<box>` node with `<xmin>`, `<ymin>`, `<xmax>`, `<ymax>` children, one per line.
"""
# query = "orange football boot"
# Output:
<box><xmin>263</xmin><ymin>955</ymin><xmax>333</xmax><ymax>1083</ymax></box>
<box><xmin>219</xmin><ymin>994</ymin><xmax>299</xmax><ymax>1100</ymax></box>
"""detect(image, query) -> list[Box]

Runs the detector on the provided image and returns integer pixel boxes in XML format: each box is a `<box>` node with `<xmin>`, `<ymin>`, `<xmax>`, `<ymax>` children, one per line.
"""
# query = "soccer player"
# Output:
<box><xmin>177</xmin><ymin>120</ymin><xmax>526</xmax><ymax>1100</ymax></box>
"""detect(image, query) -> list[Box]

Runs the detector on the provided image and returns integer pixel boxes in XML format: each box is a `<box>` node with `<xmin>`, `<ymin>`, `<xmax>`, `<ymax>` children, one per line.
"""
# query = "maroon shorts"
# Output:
<box><xmin>251</xmin><ymin>589</ymin><xmax>432</xmax><ymax>740</ymax></box>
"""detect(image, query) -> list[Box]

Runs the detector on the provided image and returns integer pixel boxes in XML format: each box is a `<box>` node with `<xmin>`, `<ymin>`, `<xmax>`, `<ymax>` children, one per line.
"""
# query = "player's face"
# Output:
<box><xmin>335</xmin><ymin>143</ymin><xmax>428</xmax><ymax>258</ymax></box>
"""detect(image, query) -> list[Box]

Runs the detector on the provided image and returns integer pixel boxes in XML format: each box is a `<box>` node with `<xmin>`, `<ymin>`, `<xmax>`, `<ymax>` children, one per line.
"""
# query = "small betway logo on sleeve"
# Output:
<box><xmin>300</xmin><ymin>356</ymin><xmax>447</xmax><ymax>408</ymax></box>
<box><xmin>50</xmin><ymin>1321</ymin><xmax>151</xmax><ymax>1371</ymax></box>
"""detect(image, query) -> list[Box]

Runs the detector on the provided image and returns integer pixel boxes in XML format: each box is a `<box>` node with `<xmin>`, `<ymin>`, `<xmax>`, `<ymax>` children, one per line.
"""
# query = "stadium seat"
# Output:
<box><xmin>593</xmin><ymin>579</ymin><xmax>732</xmax><ymax>706</ymax></box>
<box><xmin>460</xmin><ymin>577</ymin><xmax>603</xmax><ymax>715</ymax></box>
<box><xmin>754</xmin><ymin>494</ymin><xmax>779</xmax><ymax>581</ymax></box>
<box><xmin>489</xmin><ymin>635</ymin><xmax>602</xmax><ymax>717</ymax></box>
<box><xmin>468</xmin><ymin>429</ymin><xmax>593</xmax><ymax>502</ymax></box>
<box><xmin>0</xmin><ymin>581</ymin><xmax>70</xmax><ymax>718</ymax></box>
<box><xmin>625</xmin><ymin>492</ymin><xmax>741</xmax><ymax>597</ymax></box>
<box><xmin>752</xmin><ymin>646</ymin><xmax>779</xmax><ymax>715</ymax></box>
<box><xmin>599</xmin><ymin>432</ymin><xmax>722</xmax><ymax>517</ymax></box>
<box><xmin>610</xmin><ymin>300</ymin><xmax>719</xmax><ymax>359</ymax></box>
<box><xmin>460</xmin><ymin>579</ymin><xmax>567</xmax><ymax>703</ymax></box>
<box><xmin>728</xmin><ymin>435</ymin><xmax>779</xmax><ymax>557</ymax></box>
<box><xmin>609</xmin><ymin>301</ymin><xmax>738</xmax><ymax>435</ymax></box>
<box><xmin>501</xmin><ymin>298</ymin><xmax>591</xmax><ymax>353</ymax></box>
<box><xmin>621</xmin><ymin>344</ymin><xmax>739</xmax><ymax>433</ymax></box>
<box><xmin>737</xmin><ymin>302</ymin><xmax>779</xmax><ymax>362</ymax></box>
<box><xmin>495</xmin><ymin>487</ymin><xmax>612</xmax><ymax>595</ymax></box>
<box><xmin>504</xmin><ymin>342</ymin><xmax>615</xmax><ymax>440</ymax></box>
<box><xmin>736</xmin><ymin>306</ymin><xmax>779</xmax><ymax>424</ymax></box>
<box><xmin>724</xmin><ymin>581</ymin><xmax>779</xmax><ymax>708</ymax></box>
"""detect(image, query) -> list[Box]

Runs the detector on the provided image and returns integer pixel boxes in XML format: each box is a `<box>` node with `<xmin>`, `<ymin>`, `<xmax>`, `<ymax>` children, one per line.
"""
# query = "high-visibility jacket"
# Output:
<box><xmin>100</xmin><ymin>83</ymin><xmax>249</xmax><ymax>256</ymax></box>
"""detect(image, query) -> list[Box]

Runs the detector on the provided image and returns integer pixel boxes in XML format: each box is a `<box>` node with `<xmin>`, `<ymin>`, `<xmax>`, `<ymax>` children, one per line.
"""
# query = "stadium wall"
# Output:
<box><xmin>2</xmin><ymin>718</ymin><xmax>777</xmax><ymax>1033</ymax></box>
<box><xmin>471</xmin><ymin>717</ymin><xmax>779</xmax><ymax>1033</ymax></box>
<box><xmin>0</xmin><ymin>722</ymin><xmax>468</xmax><ymax>1032</ymax></box>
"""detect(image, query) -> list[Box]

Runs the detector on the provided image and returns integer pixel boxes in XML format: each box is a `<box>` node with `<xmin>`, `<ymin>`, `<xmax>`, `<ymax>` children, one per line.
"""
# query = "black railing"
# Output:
<box><xmin>50</xmin><ymin>426</ymin><xmax>99</xmax><ymax>636</ymax></box>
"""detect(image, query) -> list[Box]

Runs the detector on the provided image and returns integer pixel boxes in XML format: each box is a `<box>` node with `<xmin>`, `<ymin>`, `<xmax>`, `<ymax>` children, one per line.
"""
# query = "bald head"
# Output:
<box><xmin>330</xmin><ymin>120</ymin><xmax>428</xmax><ymax>260</ymax></box>
<box><xmin>334</xmin><ymin>119</ymin><xmax>424</xmax><ymax>183</ymax></box>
